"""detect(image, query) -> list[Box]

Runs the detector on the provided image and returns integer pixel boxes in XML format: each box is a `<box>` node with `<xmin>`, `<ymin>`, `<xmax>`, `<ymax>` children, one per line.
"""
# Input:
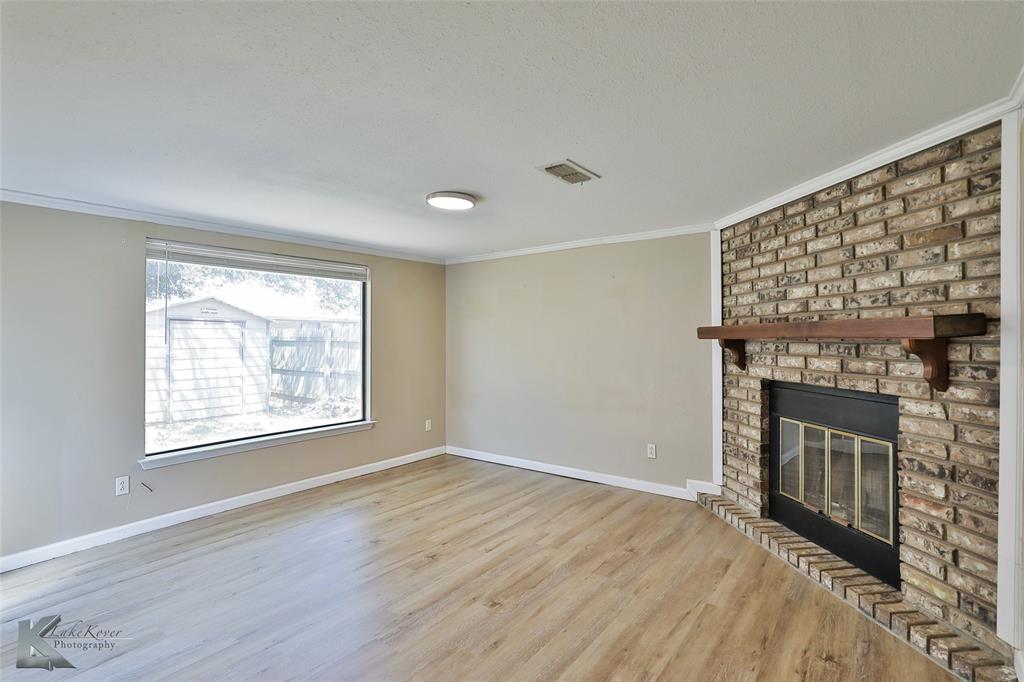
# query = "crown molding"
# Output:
<box><xmin>714</xmin><ymin>68</ymin><xmax>1024</xmax><ymax>231</ymax></box>
<box><xmin>444</xmin><ymin>222</ymin><xmax>714</xmax><ymax>265</ymax></box>
<box><xmin>4</xmin><ymin>64</ymin><xmax>1022</xmax><ymax>261</ymax></box>
<box><xmin>1011</xmin><ymin>63</ymin><xmax>1024</xmax><ymax>109</ymax></box>
<box><xmin>0</xmin><ymin>189</ymin><xmax>445</xmax><ymax>264</ymax></box>
<box><xmin>447</xmin><ymin>65</ymin><xmax>1024</xmax><ymax>260</ymax></box>
<box><xmin>1</xmin><ymin>187</ymin><xmax>711</xmax><ymax>268</ymax></box>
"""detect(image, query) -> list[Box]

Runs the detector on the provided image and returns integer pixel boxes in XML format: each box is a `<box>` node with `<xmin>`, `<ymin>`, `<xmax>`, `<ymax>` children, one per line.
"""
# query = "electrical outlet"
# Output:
<box><xmin>425</xmin><ymin>419</ymin><xmax>432</xmax><ymax>432</ymax></box>
<box><xmin>646</xmin><ymin>443</ymin><xmax>657</xmax><ymax>459</ymax></box>
<box><xmin>115</xmin><ymin>476</ymin><xmax>130</xmax><ymax>496</ymax></box>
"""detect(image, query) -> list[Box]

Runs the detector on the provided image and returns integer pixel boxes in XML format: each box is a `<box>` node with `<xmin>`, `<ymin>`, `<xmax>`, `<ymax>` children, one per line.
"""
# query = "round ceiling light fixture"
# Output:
<box><xmin>426</xmin><ymin>191</ymin><xmax>477</xmax><ymax>211</ymax></box>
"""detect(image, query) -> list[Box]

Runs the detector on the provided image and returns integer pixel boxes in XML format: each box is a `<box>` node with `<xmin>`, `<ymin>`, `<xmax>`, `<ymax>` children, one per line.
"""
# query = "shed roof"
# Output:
<box><xmin>147</xmin><ymin>293</ymin><xmax>359</xmax><ymax>322</ymax></box>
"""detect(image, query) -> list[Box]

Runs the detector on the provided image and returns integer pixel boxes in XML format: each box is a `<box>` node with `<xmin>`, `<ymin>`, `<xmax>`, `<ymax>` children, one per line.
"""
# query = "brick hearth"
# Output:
<box><xmin>699</xmin><ymin>494</ymin><xmax>1015</xmax><ymax>681</ymax></box>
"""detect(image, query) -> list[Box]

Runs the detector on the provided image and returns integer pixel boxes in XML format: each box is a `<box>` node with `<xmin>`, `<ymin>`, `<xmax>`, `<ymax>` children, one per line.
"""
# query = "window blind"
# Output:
<box><xmin>145</xmin><ymin>239</ymin><xmax>369</xmax><ymax>282</ymax></box>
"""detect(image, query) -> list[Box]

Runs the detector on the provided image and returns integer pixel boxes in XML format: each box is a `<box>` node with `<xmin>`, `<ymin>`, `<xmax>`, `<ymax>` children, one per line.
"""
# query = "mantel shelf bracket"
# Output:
<box><xmin>719</xmin><ymin>339</ymin><xmax>746</xmax><ymax>370</ymax></box>
<box><xmin>697</xmin><ymin>314</ymin><xmax>988</xmax><ymax>393</ymax></box>
<box><xmin>901</xmin><ymin>338</ymin><xmax>949</xmax><ymax>393</ymax></box>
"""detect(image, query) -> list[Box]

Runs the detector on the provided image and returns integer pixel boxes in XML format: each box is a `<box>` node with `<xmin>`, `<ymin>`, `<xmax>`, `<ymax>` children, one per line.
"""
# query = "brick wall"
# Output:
<box><xmin>718</xmin><ymin>123</ymin><xmax>1005</xmax><ymax>651</ymax></box>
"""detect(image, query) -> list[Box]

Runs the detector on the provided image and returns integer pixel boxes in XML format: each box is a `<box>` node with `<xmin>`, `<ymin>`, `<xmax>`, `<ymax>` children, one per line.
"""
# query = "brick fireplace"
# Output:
<box><xmin>711</xmin><ymin>122</ymin><xmax>1008</xmax><ymax>671</ymax></box>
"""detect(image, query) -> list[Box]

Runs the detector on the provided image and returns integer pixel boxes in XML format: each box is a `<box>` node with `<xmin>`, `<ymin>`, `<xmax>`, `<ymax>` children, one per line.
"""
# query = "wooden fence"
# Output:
<box><xmin>269</xmin><ymin>320</ymin><xmax>362</xmax><ymax>404</ymax></box>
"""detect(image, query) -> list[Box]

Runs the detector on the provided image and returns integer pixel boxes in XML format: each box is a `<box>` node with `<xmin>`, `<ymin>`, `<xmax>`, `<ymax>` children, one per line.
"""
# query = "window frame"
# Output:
<box><xmin>140</xmin><ymin>240</ymin><xmax>373</xmax><ymax>469</ymax></box>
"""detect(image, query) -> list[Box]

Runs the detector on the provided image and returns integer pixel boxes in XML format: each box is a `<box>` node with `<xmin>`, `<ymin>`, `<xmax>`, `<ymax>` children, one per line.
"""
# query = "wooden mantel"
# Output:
<box><xmin>696</xmin><ymin>313</ymin><xmax>987</xmax><ymax>392</ymax></box>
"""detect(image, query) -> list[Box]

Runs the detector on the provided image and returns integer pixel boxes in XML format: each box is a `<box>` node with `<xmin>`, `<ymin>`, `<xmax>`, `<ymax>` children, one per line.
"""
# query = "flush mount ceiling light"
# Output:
<box><xmin>426</xmin><ymin>191</ymin><xmax>477</xmax><ymax>211</ymax></box>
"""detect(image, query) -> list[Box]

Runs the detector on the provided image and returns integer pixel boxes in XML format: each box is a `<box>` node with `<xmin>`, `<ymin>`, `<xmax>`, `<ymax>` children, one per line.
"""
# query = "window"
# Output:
<box><xmin>145</xmin><ymin>240</ymin><xmax>368</xmax><ymax>456</ymax></box>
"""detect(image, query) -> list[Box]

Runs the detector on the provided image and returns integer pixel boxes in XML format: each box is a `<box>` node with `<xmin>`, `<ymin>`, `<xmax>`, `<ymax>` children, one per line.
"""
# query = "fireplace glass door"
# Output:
<box><xmin>803</xmin><ymin>426</ymin><xmax>827</xmax><ymax>512</ymax></box>
<box><xmin>859</xmin><ymin>438</ymin><xmax>893</xmax><ymax>542</ymax></box>
<box><xmin>830</xmin><ymin>432</ymin><xmax>857</xmax><ymax>526</ymax></box>
<box><xmin>777</xmin><ymin>417</ymin><xmax>893</xmax><ymax>544</ymax></box>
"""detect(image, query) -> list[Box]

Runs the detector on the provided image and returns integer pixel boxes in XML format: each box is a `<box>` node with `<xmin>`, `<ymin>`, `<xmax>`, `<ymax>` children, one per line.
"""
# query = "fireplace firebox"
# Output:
<box><xmin>769</xmin><ymin>381</ymin><xmax>899</xmax><ymax>586</ymax></box>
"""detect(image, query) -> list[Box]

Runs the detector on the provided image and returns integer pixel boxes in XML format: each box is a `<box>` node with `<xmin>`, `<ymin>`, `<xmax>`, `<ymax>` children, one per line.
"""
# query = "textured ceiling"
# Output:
<box><xmin>2</xmin><ymin>2</ymin><xmax>1022</xmax><ymax>260</ymax></box>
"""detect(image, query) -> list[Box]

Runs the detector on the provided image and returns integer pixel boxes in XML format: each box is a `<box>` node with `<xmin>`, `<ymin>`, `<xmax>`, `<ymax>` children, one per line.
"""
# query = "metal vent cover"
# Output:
<box><xmin>540</xmin><ymin>159</ymin><xmax>601</xmax><ymax>185</ymax></box>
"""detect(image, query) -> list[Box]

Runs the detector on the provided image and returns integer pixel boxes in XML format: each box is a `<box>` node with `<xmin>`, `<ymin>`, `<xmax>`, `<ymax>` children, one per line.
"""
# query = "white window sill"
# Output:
<box><xmin>138</xmin><ymin>420</ymin><xmax>376</xmax><ymax>470</ymax></box>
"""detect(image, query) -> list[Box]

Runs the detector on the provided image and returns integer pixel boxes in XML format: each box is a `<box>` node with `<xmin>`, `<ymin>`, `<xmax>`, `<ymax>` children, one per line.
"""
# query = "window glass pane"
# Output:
<box><xmin>803</xmin><ymin>426</ymin><xmax>827</xmax><ymax>511</ymax></box>
<box><xmin>829</xmin><ymin>432</ymin><xmax>856</xmax><ymax>524</ymax></box>
<box><xmin>859</xmin><ymin>439</ymin><xmax>891</xmax><ymax>542</ymax></box>
<box><xmin>780</xmin><ymin>419</ymin><xmax>800</xmax><ymax>499</ymax></box>
<box><xmin>146</xmin><ymin>258</ymin><xmax>364</xmax><ymax>454</ymax></box>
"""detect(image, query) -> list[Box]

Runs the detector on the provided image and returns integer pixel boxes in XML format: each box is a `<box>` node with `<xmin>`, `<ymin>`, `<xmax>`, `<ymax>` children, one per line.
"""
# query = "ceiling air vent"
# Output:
<box><xmin>540</xmin><ymin>159</ymin><xmax>601</xmax><ymax>185</ymax></box>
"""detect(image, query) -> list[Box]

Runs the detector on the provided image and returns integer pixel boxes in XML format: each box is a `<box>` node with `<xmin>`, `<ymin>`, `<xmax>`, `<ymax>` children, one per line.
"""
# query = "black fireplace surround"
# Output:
<box><xmin>769</xmin><ymin>381</ymin><xmax>900</xmax><ymax>587</ymax></box>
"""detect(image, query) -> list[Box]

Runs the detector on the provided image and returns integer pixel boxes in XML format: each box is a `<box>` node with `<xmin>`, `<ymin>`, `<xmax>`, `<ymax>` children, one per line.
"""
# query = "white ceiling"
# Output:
<box><xmin>2</xmin><ymin>3</ymin><xmax>1022</xmax><ymax>261</ymax></box>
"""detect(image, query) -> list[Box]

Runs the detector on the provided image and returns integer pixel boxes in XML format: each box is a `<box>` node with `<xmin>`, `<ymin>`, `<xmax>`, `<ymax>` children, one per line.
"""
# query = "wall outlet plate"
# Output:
<box><xmin>115</xmin><ymin>476</ymin><xmax>130</xmax><ymax>496</ymax></box>
<box><xmin>646</xmin><ymin>443</ymin><xmax>657</xmax><ymax>459</ymax></box>
<box><xmin>425</xmin><ymin>419</ymin><xmax>432</xmax><ymax>432</ymax></box>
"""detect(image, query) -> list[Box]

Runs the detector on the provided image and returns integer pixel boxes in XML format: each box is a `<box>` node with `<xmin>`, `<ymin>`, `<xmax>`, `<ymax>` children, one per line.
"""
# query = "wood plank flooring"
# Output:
<box><xmin>0</xmin><ymin>455</ymin><xmax>951</xmax><ymax>680</ymax></box>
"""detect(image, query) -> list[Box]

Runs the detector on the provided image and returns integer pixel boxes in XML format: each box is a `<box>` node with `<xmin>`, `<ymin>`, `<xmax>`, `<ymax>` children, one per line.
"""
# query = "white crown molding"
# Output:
<box><xmin>0</xmin><ymin>188</ymin><xmax>445</xmax><ymax>264</ymax></box>
<box><xmin>1011</xmin><ymin>63</ymin><xmax>1024</xmax><ymax>109</ymax></box>
<box><xmin>4</xmin><ymin>66</ymin><xmax>1023</xmax><ymax>263</ymax></box>
<box><xmin>0</xmin><ymin>446</ymin><xmax>445</xmax><ymax>573</ymax></box>
<box><xmin>714</xmin><ymin>72</ymin><xmax>1024</xmax><ymax>231</ymax></box>
<box><xmin>447</xmin><ymin>65</ymin><xmax>1024</xmax><ymax>262</ymax></box>
<box><xmin>444</xmin><ymin>222</ymin><xmax>714</xmax><ymax>265</ymax></box>
<box><xmin>446</xmin><ymin>446</ymin><xmax>697</xmax><ymax>501</ymax></box>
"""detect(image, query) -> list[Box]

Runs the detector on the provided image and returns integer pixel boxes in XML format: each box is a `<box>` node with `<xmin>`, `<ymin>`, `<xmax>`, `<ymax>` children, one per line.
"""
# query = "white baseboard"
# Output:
<box><xmin>0</xmin><ymin>446</ymin><xmax>445</xmax><ymax>573</ymax></box>
<box><xmin>446</xmin><ymin>446</ymin><xmax>699</xmax><ymax>501</ymax></box>
<box><xmin>686</xmin><ymin>479</ymin><xmax>722</xmax><ymax>499</ymax></box>
<box><xmin>2</xmin><ymin>446</ymin><xmax>709</xmax><ymax>572</ymax></box>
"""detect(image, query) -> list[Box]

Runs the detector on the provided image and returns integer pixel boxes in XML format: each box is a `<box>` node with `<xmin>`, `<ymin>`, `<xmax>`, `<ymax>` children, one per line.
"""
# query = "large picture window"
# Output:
<box><xmin>145</xmin><ymin>240</ymin><xmax>368</xmax><ymax>455</ymax></box>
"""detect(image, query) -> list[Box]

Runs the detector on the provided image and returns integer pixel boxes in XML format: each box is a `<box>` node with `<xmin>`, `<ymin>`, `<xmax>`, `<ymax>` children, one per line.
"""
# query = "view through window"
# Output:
<box><xmin>145</xmin><ymin>241</ymin><xmax>367</xmax><ymax>455</ymax></box>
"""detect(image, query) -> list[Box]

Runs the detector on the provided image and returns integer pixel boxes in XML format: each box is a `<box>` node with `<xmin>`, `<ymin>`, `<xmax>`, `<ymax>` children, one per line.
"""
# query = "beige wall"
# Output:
<box><xmin>0</xmin><ymin>202</ymin><xmax>445</xmax><ymax>556</ymax></box>
<box><xmin>446</xmin><ymin>233</ymin><xmax>713</xmax><ymax>487</ymax></box>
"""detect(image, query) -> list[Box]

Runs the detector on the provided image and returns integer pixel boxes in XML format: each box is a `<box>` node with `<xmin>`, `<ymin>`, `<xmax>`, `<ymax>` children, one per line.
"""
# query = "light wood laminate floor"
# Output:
<box><xmin>1</xmin><ymin>455</ymin><xmax>950</xmax><ymax>681</ymax></box>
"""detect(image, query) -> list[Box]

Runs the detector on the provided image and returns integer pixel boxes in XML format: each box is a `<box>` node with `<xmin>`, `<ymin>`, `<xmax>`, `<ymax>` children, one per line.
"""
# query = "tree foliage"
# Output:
<box><xmin>146</xmin><ymin>260</ymin><xmax>361</xmax><ymax>314</ymax></box>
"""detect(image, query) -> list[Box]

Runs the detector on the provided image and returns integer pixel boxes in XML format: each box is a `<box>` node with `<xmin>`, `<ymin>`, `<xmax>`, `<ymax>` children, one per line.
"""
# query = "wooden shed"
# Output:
<box><xmin>145</xmin><ymin>297</ymin><xmax>270</xmax><ymax>424</ymax></box>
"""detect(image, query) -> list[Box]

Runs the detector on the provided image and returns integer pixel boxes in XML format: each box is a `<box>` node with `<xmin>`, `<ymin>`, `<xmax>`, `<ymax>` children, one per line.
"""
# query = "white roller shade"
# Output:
<box><xmin>145</xmin><ymin>239</ymin><xmax>368</xmax><ymax>282</ymax></box>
